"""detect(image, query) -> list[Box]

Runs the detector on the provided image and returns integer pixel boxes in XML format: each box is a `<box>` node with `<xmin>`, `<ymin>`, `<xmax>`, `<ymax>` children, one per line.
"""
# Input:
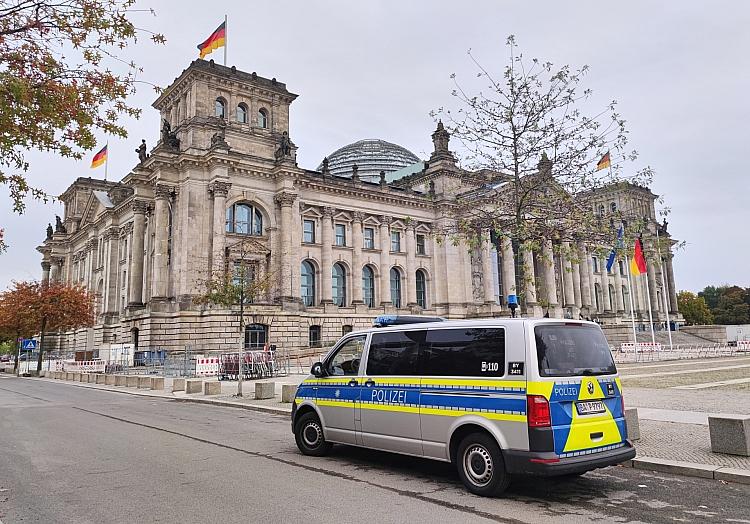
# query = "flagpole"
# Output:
<box><xmin>644</xmin><ymin>261</ymin><xmax>656</xmax><ymax>345</ymax></box>
<box><xmin>655</xmin><ymin>226</ymin><xmax>674</xmax><ymax>350</ymax></box>
<box><xmin>223</xmin><ymin>14</ymin><xmax>227</xmax><ymax>66</ymax></box>
<box><xmin>104</xmin><ymin>142</ymin><xmax>109</xmax><ymax>182</ymax></box>
<box><xmin>625</xmin><ymin>254</ymin><xmax>638</xmax><ymax>344</ymax></box>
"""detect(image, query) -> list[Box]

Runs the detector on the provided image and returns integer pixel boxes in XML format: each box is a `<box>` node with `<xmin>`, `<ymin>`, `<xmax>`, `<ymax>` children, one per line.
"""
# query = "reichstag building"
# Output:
<box><xmin>37</xmin><ymin>59</ymin><xmax>681</xmax><ymax>355</ymax></box>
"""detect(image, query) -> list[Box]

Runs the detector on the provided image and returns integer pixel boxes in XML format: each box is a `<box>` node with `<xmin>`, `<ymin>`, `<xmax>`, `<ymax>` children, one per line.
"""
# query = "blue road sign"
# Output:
<box><xmin>21</xmin><ymin>339</ymin><xmax>38</xmax><ymax>350</ymax></box>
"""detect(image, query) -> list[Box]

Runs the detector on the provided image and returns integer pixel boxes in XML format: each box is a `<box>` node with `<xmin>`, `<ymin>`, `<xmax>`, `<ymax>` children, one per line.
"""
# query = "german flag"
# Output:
<box><xmin>197</xmin><ymin>21</ymin><xmax>226</xmax><ymax>59</ymax></box>
<box><xmin>596</xmin><ymin>151</ymin><xmax>611</xmax><ymax>171</ymax></box>
<box><xmin>90</xmin><ymin>145</ymin><xmax>107</xmax><ymax>169</ymax></box>
<box><xmin>630</xmin><ymin>237</ymin><xmax>648</xmax><ymax>276</ymax></box>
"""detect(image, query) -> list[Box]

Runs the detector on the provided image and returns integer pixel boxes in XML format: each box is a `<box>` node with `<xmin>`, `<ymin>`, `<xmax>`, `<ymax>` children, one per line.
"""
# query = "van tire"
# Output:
<box><xmin>456</xmin><ymin>432</ymin><xmax>511</xmax><ymax>497</ymax></box>
<box><xmin>295</xmin><ymin>412</ymin><xmax>332</xmax><ymax>457</ymax></box>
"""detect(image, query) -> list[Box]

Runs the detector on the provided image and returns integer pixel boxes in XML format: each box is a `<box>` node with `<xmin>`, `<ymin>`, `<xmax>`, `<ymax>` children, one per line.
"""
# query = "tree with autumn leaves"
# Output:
<box><xmin>0</xmin><ymin>280</ymin><xmax>94</xmax><ymax>372</ymax></box>
<box><xmin>0</xmin><ymin>0</ymin><xmax>165</xmax><ymax>253</ymax></box>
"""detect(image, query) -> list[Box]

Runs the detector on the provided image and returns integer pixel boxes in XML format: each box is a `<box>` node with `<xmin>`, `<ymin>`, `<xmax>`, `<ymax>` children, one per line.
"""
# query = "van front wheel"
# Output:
<box><xmin>456</xmin><ymin>433</ymin><xmax>511</xmax><ymax>497</ymax></box>
<box><xmin>294</xmin><ymin>412</ymin><xmax>332</xmax><ymax>457</ymax></box>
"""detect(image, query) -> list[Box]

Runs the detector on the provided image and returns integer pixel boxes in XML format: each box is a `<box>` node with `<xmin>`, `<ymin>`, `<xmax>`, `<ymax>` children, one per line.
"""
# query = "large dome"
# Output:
<box><xmin>319</xmin><ymin>139</ymin><xmax>421</xmax><ymax>179</ymax></box>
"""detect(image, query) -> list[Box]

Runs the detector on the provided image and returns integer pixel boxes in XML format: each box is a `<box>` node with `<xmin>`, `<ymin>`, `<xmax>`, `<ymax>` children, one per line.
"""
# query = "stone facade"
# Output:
<box><xmin>36</xmin><ymin>59</ymin><xmax>681</xmax><ymax>355</ymax></box>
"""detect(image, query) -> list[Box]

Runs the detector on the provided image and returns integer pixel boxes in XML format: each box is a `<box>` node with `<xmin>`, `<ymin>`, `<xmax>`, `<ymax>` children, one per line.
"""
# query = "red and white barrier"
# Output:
<box><xmin>738</xmin><ymin>340</ymin><xmax>750</xmax><ymax>351</ymax></box>
<box><xmin>620</xmin><ymin>342</ymin><xmax>662</xmax><ymax>352</ymax></box>
<box><xmin>195</xmin><ymin>357</ymin><xmax>219</xmax><ymax>376</ymax></box>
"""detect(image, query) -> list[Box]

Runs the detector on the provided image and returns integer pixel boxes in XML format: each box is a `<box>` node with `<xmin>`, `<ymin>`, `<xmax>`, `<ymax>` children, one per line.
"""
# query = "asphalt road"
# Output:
<box><xmin>1</xmin><ymin>375</ymin><xmax>749</xmax><ymax>524</ymax></box>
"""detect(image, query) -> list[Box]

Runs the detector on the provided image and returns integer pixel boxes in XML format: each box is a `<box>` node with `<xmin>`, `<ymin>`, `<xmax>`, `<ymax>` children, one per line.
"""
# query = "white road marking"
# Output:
<box><xmin>672</xmin><ymin>376</ymin><xmax>750</xmax><ymax>390</ymax></box>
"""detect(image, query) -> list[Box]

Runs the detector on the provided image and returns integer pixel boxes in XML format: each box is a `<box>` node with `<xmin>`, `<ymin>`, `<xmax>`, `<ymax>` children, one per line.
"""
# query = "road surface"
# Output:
<box><xmin>1</xmin><ymin>374</ymin><xmax>749</xmax><ymax>523</ymax></box>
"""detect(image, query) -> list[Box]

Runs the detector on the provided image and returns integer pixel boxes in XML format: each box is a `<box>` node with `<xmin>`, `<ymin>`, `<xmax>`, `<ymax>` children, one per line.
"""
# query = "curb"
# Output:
<box><xmin>623</xmin><ymin>456</ymin><xmax>750</xmax><ymax>485</ymax></box>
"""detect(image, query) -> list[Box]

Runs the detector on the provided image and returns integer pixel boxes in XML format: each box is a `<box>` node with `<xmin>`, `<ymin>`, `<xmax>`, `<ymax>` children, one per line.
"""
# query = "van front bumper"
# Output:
<box><xmin>504</xmin><ymin>441</ymin><xmax>636</xmax><ymax>476</ymax></box>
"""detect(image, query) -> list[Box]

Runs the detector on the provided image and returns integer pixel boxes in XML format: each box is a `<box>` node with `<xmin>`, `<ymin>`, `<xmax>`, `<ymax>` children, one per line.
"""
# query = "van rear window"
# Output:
<box><xmin>535</xmin><ymin>324</ymin><xmax>616</xmax><ymax>377</ymax></box>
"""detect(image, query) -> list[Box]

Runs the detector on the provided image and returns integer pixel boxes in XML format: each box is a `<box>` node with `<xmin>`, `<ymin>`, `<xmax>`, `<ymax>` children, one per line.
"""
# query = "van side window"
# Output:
<box><xmin>422</xmin><ymin>328</ymin><xmax>505</xmax><ymax>377</ymax></box>
<box><xmin>366</xmin><ymin>330</ymin><xmax>425</xmax><ymax>376</ymax></box>
<box><xmin>327</xmin><ymin>335</ymin><xmax>366</xmax><ymax>376</ymax></box>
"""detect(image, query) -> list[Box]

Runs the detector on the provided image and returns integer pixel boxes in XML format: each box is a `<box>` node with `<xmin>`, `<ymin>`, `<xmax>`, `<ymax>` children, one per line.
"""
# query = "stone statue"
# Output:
<box><xmin>161</xmin><ymin>119</ymin><xmax>180</xmax><ymax>150</ymax></box>
<box><xmin>46</xmin><ymin>223</ymin><xmax>53</xmax><ymax>240</ymax></box>
<box><xmin>275</xmin><ymin>131</ymin><xmax>292</xmax><ymax>159</ymax></box>
<box><xmin>135</xmin><ymin>139</ymin><xmax>148</xmax><ymax>163</ymax></box>
<box><xmin>210</xmin><ymin>125</ymin><xmax>229</xmax><ymax>149</ymax></box>
<box><xmin>54</xmin><ymin>215</ymin><xmax>66</xmax><ymax>234</ymax></box>
<box><xmin>662</xmin><ymin>218</ymin><xmax>669</xmax><ymax>232</ymax></box>
<box><xmin>161</xmin><ymin>119</ymin><xmax>171</xmax><ymax>142</ymax></box>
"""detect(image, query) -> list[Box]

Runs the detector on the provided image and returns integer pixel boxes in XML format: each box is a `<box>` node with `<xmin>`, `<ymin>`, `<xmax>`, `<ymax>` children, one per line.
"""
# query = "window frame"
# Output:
<box><xmin>416</xmin><ymin>234</ymin><xmax>426</xmax><ymax>255</ymax></box>
<box><xmin>366</xmin><ymin>330</ymin><xmax>424</xmax><ymax>376</ymax></box>
<box><xmin>334</xmin><ymin>223</ymin><xmax>346</xmax><ymax>247</ymax></box>
<box><xmin>258</xmin><ymin>108</ymin><xmax>268</xmax><ymax>129</ymax></box>
<box><xmin>236</xmin><ymin>103</ymin><xmax>248</xmax><ymax>123</ymax></box>
<box><xmin>420</xmin><ymin>327</ymin><xmax>507</xmax><ymax>378</ymax></box>
<box><xmin>363</xmin><ymin>227</ymin><xmax>375</xmax><ymax>249</ymax></box>
<box><xmin>309</xmin><ymin>325</ymin><xmax>322</xmax><ymax>348</ymax></box>
<box><xmin>362</xmin><ymin>264</ymin><xmax>375</xmax><ymax>307</ymax></box>
<box><xmin>303</xmin><ymin>219</ymin><xmax>316</xmax><ymax>243</ymax></box>
<box><xmin>226</xmin><ymin>203</ymin><xmax>264</xmax><ymax>236</ymax></box>
<box><xmin>390</xmin><ymin>231</ymin><xmax>401</xmax><ymax>252</ymax></box>
<box><xmin>415</xmin><ymin>269</ymin><xmax>427</xmax><ymax>309</ymax></box>
<box><xmin>215</xmin><ymin>97</ymin><xmax>226</xmax><ymax>119</ymax></box>
<box><xmin>301</xmin><ymin>260</ymin><xmax>316</xmax><ymax>307</ymax></box>
<box><xmin>390</xmin><ymin>267</ymin><xmax>402</xmax><ymax>308</ymax></box>
<box><xmin>332</xmin><ymin>262</ymin><xmax>347</xmax><ymax>307</ymax></box>
<box><xmin>324</xmin><ymin>334</ymin><xmax>366</xmax><ymax>375</ymax></box>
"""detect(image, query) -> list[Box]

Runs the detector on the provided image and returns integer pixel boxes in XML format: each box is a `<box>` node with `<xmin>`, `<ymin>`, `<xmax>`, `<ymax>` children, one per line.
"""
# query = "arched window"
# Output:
<box><xmin>608</xmin><ymin>284</ymin><xmax>616</xmax><ymax>310</ymax></box>
<box><xmin>610</xmin><ymin>202</ymin><xmax>617</xmax><ymax>213</ymax></box>
<box><xmin>332</xmin><ymin>263</ymin><xmax>346</xmax><ymax>306</ymax></box>
<box><xmin>301</xmin><ymin>261</ymin><xmax>315</xmax><ymax>307</ymax></box>
<box><xmin>258</xmin><ymin>108</ymin><xmax>268</xmax><ymax>129</ymax></box>
<box><xmin>594</xmin><ymin>283</ymin><xmax>602</xmax><ymax>313</ymax></box>
<box><xmin>598</xmin><ymin>204</ymin><xmax>605</xmax><ymax>217</ymax></box>
<box><xmin>390</xmin><ymin>267</ymin><xmax>402</xmax><ymax>308</ymax></box>
<box><xmin>215</xmin><ymin>97</ymin><xmax>226</xmax><ymax>119</ymax></box>
<box><xmin>226</xmin><ymin>203</ymin><xmax>263</xmax><ymax>236</ymax></box>
<box><xmin>415</xmin><ymin>269</ymin><xmax>427</xmax><ymax>309</ymax></box>
<box><xmin>362</xmin><ymin>265</ymin><xmax>375</xmax><ymax>307</ymax></box>
<box><xmin>236</xmin><ymin>103</ymin><xmax>248</xmax><ymax>123</ymax></box>
<box><xmin>244</xmin><ymin>323</ymin><xmax>267</xmax><ymax>349</ymax></box>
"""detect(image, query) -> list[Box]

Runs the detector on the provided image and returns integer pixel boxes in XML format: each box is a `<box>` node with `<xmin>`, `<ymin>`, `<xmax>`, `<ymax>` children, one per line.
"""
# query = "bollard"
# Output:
<box><xmin>151</xmin><ymin>377</ymin><xmax>165</xmax><ymax>391</ymax></box>
<box><xmin>66</xmin><ymin>372</ymin><xmax>75</xmax><ymax>381</ymax></box>
<box><xmin>95</xmin><ymin>374</ymin><xmax>106</xmax><ymax>384</ymax></box>
<box><xmin>115</xmin><ymin>375</ymin><xmax>127</xmax><ymax>386</ymax></box>
<box><xmin>105</xmin><ymin>374</ymin><xmax>116</xmax><ymax>386</ymax></box>
<box><xmin>126</xmin><ymin>375</ymin><xmax>139</xmax><ymax>388</ymax></box>
<box><xmin>185</xmin><ymin>379</ymin><xmax>203</xmax><ymax>394</ymax></box>
<box><xmin>625</xmin><ymin>408</ymin><xmax>641</xmax><ymax>441</ymax></box>
<box><xmin>255</xmin><ymin>381</ymin><xmax>275</xmax><ymax>400</ymax></box>
<box><xmin>709</xmin><ymin>415</ymin><xmax>750</xmax><ymax>456</ymax></box>
<box><xmin>79</xmin><ymin>373</ymin><xmax>88</xmax><ymax>383</ymax></box>
<box><xmin>172</xmin><ymin>378</ymin><xmax>186</xmax><ymax>392</ymax></box>
<box><xmin>204</xmin><ymin>381</ymin><xmax>221</xmax><ymax>395</ymax></box>
<box><xmin>138</xmin><ymin>376</ymin><xmax>152</xmax><ymax>389</ymax></box>
<box><xmin>87</xmin><ymin>373</ymin><xmax>97</xmax><ymax>383</ymax></box>
<box><xmin>281</xmin><ymin>384</ymin><xmax>297</xmax><ymax>403</ymax></box>
<box><xmin>72</xmin><ymin>372</ymin><xmax>81</xmax><ymax>382</ymax></box>
<box><xmin>39</xmin><ymin>370</ymin><xmax>47</xmax><ymax>378</ymax></box>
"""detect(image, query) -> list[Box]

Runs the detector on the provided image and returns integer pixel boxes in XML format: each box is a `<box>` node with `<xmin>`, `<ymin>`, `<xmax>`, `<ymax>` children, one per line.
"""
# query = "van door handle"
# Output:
<box><xmin>590</xmin><ymin>432</ymin><xmax>604</xmax><ymax>440</ymax></box>
<box><xmin>364</xmin><ymin>379</ymin><xmax>375</xmax><ymax>387</ymax></box>
<box><xmin>348</xmin><ymin>379</ymin><xmax>358</xmax><ymax>387</ymax></box>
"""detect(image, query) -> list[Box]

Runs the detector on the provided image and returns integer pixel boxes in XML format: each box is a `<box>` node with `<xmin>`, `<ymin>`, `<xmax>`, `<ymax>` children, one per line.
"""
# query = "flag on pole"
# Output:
<box><xmin>197</xmin><ymin>21</ymin><xmax>226</xmax><ymax>59</ymax></box>
<box><xmin>90</xmin><ymin>145</ymin><xmax>107</xmax><ymax>169</ymax></box>
<box><xmin>596</xmin><ymin>151</ymin><xmax>611</xmax><ymax>171</ymax></box>
<box><xmin>630</xmin><ymin>237</ymin><xmax>647</xmax><ymax>276</ymax></box>
<box><xmin>605</xmin><ymin>225</ymin><xmax>624</xmax><ymax>272</ymax></box>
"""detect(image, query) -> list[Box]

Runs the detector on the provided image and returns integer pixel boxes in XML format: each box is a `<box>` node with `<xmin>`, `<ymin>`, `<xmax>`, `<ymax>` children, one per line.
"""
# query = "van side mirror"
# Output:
<box><xmin>311</xmin><ymin>362</ymin><xmax>326</xmax><ymax>377</ymax></box>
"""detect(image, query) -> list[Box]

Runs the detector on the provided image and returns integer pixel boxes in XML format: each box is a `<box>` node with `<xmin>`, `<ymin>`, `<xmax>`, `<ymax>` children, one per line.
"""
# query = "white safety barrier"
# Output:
<box><xmin>738</xmin><ymin>340</ymin><xmax>750</xmax><ymax>351</ymax></box>
<box><xmin>620</xmin><ymin>342</ymin><xmax>663</xmax><ymax>352</ymax></box>
<box><xmin>57</xmin><ymin>360</ymin><xmax>106</xmax><ymax>373</ymax></box>
<box><xmin>195</xmin><ymin>357</ymin><xmax>219</xmax><ymax>376</ymax></box>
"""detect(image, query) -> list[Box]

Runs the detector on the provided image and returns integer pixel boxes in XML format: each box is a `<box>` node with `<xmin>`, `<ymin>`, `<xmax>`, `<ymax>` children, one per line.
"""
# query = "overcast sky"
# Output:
<box><xmin>1</xmin><ymin>0</ymin><xmax>748</xmax><ymax>292</ymax></box>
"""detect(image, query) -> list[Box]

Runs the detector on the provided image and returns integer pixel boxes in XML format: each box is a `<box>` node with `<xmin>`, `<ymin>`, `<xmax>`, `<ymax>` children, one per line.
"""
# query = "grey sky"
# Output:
<box><xmin>1</xmin><ymin>0</ymin><xmax>748</xmax><ymax>292</ymax></box>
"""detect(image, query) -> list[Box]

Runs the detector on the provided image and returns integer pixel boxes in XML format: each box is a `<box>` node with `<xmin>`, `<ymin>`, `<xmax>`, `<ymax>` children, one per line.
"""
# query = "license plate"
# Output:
<box><xmin>576</xmin><ymin>400</ymin><xmax>606</xmax><ymax>415</ymax></box>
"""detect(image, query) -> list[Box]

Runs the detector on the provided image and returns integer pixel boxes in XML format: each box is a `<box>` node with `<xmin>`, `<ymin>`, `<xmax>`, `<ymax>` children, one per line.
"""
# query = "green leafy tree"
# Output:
<box><xmin>0</xmin><ymin>0</ymin><xmax>165</xmax><ymax>216</ymax></box>
<box><xmin>698</xmin><ymin>285</ymin><xmax>725</xmax><ymax>310</ymax></box>
<box><xmin>677</xmin><ymin>291</ymin><xmax>713</xmax><ymax>326</ymax></box>
<box><xmin>712</xmin><ymin>286</ymin><xmax>750</xmax><ymax>325</ymax></box>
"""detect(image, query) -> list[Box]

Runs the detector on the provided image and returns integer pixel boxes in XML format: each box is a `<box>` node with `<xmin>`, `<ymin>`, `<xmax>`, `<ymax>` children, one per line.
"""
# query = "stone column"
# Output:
<box><xmin>41</xmin><ymin>261</ymin><xmax>51</xmax><ymax>285</ymax></box>
<box><xmin>151</xmin><ymin>184</ymin><xmax>173</xmax><ymax>299</ymax></box>
<box><xmin>588</xmin><ymin>250</ymin><xmax>597</xmax><ymax>313</ymax></box>
<box><xmin>666</xmin><ymin>254</ymin><xmax>678</xmax><ymax>313</ymax></box>
<box><xmin>379</xmin><ymin>216</ymin><xmax>392</xmax><ymax>306</ymax></box>
<box><xmin>128</xmin><ymin>201</ymin><xmax>148</xmax><ymax>306</ymax></box>
<box><xmin>500</xmin><ymin>237</ymin><xmax>516</xmax><ymax>305</ymax></box>
<box><xmin>572</xmin><ymin>258</ymin><xmax>582</xmax><ymax>311</ymax></box>
<box><xmin>542</xmin><ymin>239</ymin><xmax>558</xmax><ymax>313</ymax></box>
<box><xmin>481</xmin><ymin>234</ymin><xmax>497</xmax><ymax>304</ymax></box>
<box><xmin>351</xmin><ymin>212</ymin><xmax>365</xmax><ymax>304</ymax></box>
<box><xmin>613</xmin><ymin>256</ymin><xmax>624</xmax><ymax>312</ymax></box>
<box><xmin>433</xmin><ymin>231</ymin><xmax>447</xmax><ymax>307</ymax></box>
<box><xmin>578</xmin><ymin>244</ymin><xmax>592</xmax><ymax>311</ymax></box>
<box><xmin>50</xmin><ymin>258</ymin><xmax>61</xmax><ymax>283</ymax></box>
<box><xmin>561</xmin><ymin>241</ymin><xmax>576</xmax><ymax>309</ymax></box>
<box><xmin>104</xmin><ymin>227</ymin><xmax>120</xmax><ymax>313</ymax></box>
<box><xmin>405</xmin><ymin>223</ymin><xmax>418</xmax><ymax>307</ymax></box>
<box><xmin>522</xmin><ymin>245</ymin><xmax>537</xmax><ymax>308</ymax></box>
<box><xmin>209</xmin><ymin>181</ymin><xmax>231</xmax><ymax>273</ymax></box>
<box><xmin>320</xmin><ymin>206</ymin><xmax>334</xmax><ymax>304</ymax></box>
<box><xmin>646</xmin><ymin>251</ymin><xmax>660</xmax><ymax>317</ymax></box>
<box><xmin>602</xmin><ymin>267</ymin><xmax>612</xmax><ymax>313</ymax></box>
<box><xmin>275</xmin><ymin>191</ymin><xmax>297</xmax><ymax>301</ymax></box>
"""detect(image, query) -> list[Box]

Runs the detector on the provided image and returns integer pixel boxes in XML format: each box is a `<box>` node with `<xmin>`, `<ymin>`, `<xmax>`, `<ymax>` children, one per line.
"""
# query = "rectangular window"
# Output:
<box><xmin>535</xmin><ymin>324</ymin><xmax>616</xmax><ymax>377</ymax></box>
<box><xmin>416</xmin><ymin>234</ymin><xmax>426</xmax><ymax>255</ymax></box>
<box><xmin>366</xmin><ymin>330</ymin><xmax>424</xmax><ymax>376</ymax></box>
<box><xmin>335</xmin><ymin>224</ymin><xmax>346</xmax><ymax>246</ymax></box>
<box><xmin>363</xmin><ymin>227</ymin><xmax>375</xmax><ymax>249</ymax></box>
<box><xmin>309</xmin><ymin>325</ymin><xmax>321</xmax><ymax>348</ymax></box>
<box><xmin>391</xmin><ymin>231</ymin><xmax>401</xmax><ymax>252</ymax></box>
<box><xmin>303</xmin><ymin>220</ymin><xmax>315</xmax><ymax>243</ymax></box>
<box><xmin>592</xmin><ymin>256</ymin><xmax>599</xmax><ymax>273</ymax></box>
<box><xmin>421</xmin><ymin>328</ymin><xmax>506</xmax><ymax>377</ymax></box>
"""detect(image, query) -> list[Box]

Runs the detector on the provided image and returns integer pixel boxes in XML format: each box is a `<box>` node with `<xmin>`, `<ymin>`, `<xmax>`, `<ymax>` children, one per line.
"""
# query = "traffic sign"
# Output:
<box><xmin>21</xmin><ymin>339</ymin><xmax>38</xmax><ymax>350</ymax></box>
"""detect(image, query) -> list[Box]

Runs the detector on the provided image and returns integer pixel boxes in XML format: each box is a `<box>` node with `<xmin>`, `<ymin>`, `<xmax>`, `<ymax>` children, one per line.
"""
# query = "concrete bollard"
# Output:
<box><xmin>105</xmin><ymin>374</ymin><xmax>116</xmax><ymax>386</ymax></box>
<box><xmin>172</xmin><ymin>378</ymin><xmax>186</xmax><ymax>392</ymax></box>
<box><xmin>79</xmin><ymin>373</ymin><xmax>88</xmax><ymax>383</ymax></box>
<box><xmin>39</xmin><ymin>370</ymin><xmax>47</xmax><ymax>378</ymax></box>
<box><xmin>87</xmin><ymin>373</ymin><xmax>97</xmax><ymax>383</ymax></box>
<box><xmin>204</xmin><ymin>381</ymin><xmax>221</xmax><ymax>395</ymax></box>
<box><xmin>126</xmin><ymin>375</ymin><xmax>139</xmax><ymax>388</ymax></box>
<box><xmin>281</xmin><ymin>384</ymin><xmax>297</xmax><ymax>403</ymax></box>
<box><xmin>709</xmin><ymin>415</ymin><xmax>750</xmax><ymax>456</ymax></box>
<box><xmin>115</xmin><ymin>375</ymin><xmax>127</xmax><ymax>386</ymax></box>
<box><xmin>185</xmin><ymin>379</ymin><xmax>203</xmax><ymax>394</ymax></box>
<box><xmin>255</xmin><ymin>381</ymin><xmax>275</xmax><ymax>400</ymax></box>
<box><xmin>95</xmin><ymin>374</ymin><xmax>106</xmax><ymax>384</ymax></box>
<box><xmin>625</xmin><ymin>408</ymin><xmax>640</xmax><ymax>441</ymax></box>
<box><xmin>72</xmin><ymin>372</ymin><xmax>81</xmax><ymax>382</ymax></box>
<box><xmin>66</xmin><ymin>372</ymin><xmax>75</xmax><ymax>381</ymax></box>
<box><xmin>151</xmin><ymin>377</ymin><xmax>164</xmax><ymax>391</ymax></box>
<box><xmin>138</xmin><ymin>376</ymin><xmax>152</xmax><ymax>389</ymax></box>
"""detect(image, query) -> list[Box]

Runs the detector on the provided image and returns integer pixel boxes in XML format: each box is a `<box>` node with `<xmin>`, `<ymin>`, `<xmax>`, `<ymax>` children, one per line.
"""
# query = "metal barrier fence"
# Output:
<box><xmin>613</xmin><ymin>343</ymin><xmax>742</xmax><ymax>364</ymax></box>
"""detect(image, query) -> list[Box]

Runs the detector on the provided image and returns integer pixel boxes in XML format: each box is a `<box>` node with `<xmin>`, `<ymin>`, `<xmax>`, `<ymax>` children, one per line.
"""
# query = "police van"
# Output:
<box><xmin>291</xmin><ymin>316</ymin><xmax>635</xmax><ymax>496</ymax></box>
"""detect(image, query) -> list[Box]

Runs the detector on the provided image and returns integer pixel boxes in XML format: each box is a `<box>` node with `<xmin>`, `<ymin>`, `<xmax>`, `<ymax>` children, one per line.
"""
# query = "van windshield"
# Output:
<box><xmin>535</xmin><ymin>324</ymin><xmax>616</xmax><ymax>377</ymax></box>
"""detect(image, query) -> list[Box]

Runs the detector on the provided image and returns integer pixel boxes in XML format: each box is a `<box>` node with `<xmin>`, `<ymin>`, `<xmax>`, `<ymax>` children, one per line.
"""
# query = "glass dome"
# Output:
<box><xmin>319</xmin><ymin>139</ymin><xmax>421</xmax><ymax>180</ymax></box>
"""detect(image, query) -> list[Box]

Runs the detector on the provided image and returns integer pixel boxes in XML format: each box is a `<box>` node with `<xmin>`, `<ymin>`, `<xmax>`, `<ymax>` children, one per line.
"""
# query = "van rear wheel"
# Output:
<box><xmin>456</xmin><ymin>433</ymin><xmax>511</xmax><ymax>497</ymax></box>
<box><xmin>295</xmin><ymin>412</ymin><xmax>332</xmax><ymax>457</ymax></box>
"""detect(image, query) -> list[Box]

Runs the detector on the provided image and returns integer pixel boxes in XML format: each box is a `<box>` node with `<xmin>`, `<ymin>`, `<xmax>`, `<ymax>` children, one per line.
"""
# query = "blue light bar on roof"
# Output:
<box><xmin>373</xmin><ymin>315</ymin><xmax>445</xmax><ymax>327</ymax></box>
